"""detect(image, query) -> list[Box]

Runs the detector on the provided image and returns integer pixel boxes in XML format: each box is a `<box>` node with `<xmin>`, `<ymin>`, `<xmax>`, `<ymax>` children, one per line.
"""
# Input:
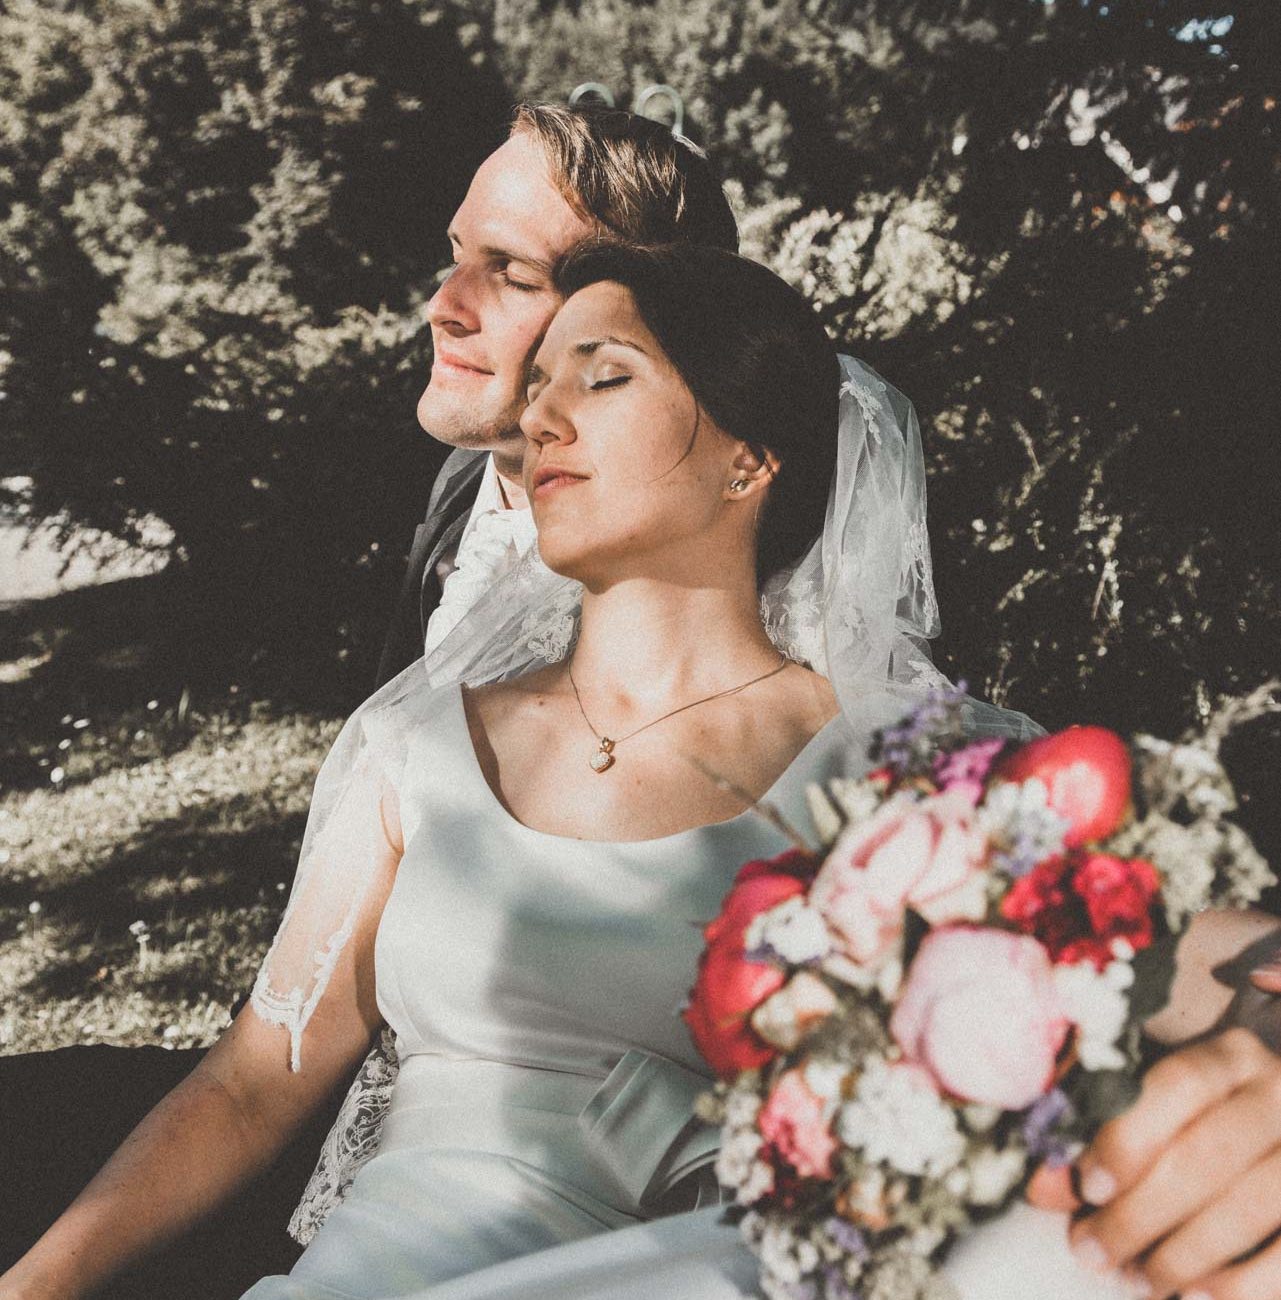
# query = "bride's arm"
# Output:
<box><xmin>0</xmin><ymin>788</ymin><xmax>403</xmax><ymax>1300</ymax></box>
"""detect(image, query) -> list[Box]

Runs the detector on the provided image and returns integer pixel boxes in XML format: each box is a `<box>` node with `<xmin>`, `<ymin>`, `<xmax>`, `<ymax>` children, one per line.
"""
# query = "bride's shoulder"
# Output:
<box><xmin>777</xmin><ymin>661</ymin><xmax>841</xmax><ymax>740</ymax></box>
<box><xmin>459</xmin><ymin>665</ymin><xmax>569</xmax><ymax>741</ymax></box>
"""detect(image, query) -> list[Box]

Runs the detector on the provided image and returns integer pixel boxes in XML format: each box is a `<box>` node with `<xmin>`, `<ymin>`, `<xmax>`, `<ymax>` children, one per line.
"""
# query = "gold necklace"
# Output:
<box><xmin>568</xmin><ymin>656</ymin><xmax>791</xmax><ymax>774</ymax></box>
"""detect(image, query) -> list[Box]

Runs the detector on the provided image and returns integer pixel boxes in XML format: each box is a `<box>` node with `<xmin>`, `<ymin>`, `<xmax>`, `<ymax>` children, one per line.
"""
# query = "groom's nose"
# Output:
<box><xmin>427</xmin><ymin>263</ymin><xmax>481</xmax><ymax>334</ymax></box>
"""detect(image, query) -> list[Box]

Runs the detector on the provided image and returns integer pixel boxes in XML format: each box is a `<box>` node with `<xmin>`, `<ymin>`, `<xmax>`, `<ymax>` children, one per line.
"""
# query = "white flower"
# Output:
<box><xmin>820</xmin><ymin>950</ymin><xmax>880</xmax><ymax>989</ymax></box>
<box><xmin>802</xmin><ymin>1057</ymin><xmax>849</xmax><ymax>1103</ymax></box>
<box><xmin>978</xmin><ymin>777</ymin><xmax>1072</xmax><ymax>870</ymax></box>
<box><xmin>964</xmin><ymin>1147</ymin><xmax>1027</xmax><ymax>1205</ymax></box>
<box><xmin>737</xmin><ymin>1158</ymin><xmax>775</xmax><ymax>1205</ymax></box>
<box><xmin>752</xmin><ymin>972</ymin><xmax>839</xmax><ymax>1051</ymax></box>
<box><xmin>724</xmin><ymin>1089</ymin><xmax>762</xmax><ymax>1131</ymax></box>
<box><xmin>716</xmin><ymin>1087</ymin><xmax>767</xmax><ymax>1196</ymax></box>
<box><xmin>875</xmin><ymin>956</ymin><xmax>903</xmax><ymax>1001</ymax></box>
<box><xmin>838</xmin><ymin>1058</ymin><xmax>965</xmax><ymax>1177</ymax></box>
<box><xmin>911</xmin><ymin>1224</ymin><xmax>948</xmax><ymax>1254</ymax></box>
<box><xmin>757</xmin><ymin>1219</ymin><xmax>806</xmax><ymax>1286</ymax></box>
<box><xmin>827</xmin><ymin>776</ymin><xmax>886</xmax><ymax>825</ymax></box>
<box><xmin>1054</xmin><ymin>959</ymin><xmax>1134</xmax><ymax>1071</ymax></box>
<box><xmin>745</xmin><ymin>896</ymin><xmax>833</xmax><ymax>965</ymax></box>
<box><xmin>963</xmin><ymin>1103</ymin><xmax>1001</xmax><ymax>1133</ymax></box>
<box><xmin>715</xmin><ymin>1126</ymin><xmax>764</xmax><ymax>1190</ymax></box>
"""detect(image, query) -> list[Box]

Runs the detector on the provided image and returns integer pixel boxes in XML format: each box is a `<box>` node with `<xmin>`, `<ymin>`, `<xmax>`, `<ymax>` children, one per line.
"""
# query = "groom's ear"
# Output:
<box><xmin>724</xmin><ymin>443</ymin><xmax>781</xmax><ymax>500</ymax></box>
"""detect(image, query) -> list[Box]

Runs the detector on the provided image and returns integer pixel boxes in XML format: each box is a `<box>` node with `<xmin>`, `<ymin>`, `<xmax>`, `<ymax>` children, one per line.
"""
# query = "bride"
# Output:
<box><xmin>6</xmin><ymin>240</ymin><xmax>1281</xmax><ymax>1300</ymax></box>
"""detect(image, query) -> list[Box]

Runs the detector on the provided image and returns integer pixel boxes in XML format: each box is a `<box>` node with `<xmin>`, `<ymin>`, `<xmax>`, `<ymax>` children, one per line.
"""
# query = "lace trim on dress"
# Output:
<box><xmin>287</xmin><ymin>1026</ymin><xmax>401</xmax><ymax>1245</ymax></box>
<box><xmin>250</xmin><ymin>909</ymin><xmax>359</xmax><ymax>1075</ymax></box>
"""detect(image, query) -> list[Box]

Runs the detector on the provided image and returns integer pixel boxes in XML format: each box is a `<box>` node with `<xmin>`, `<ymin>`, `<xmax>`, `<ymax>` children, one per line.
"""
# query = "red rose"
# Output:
<box><xmin>702</xmin><ymin>850</ymin><xmax>811</xmax><ymax>948</ymax></box>
<box><xmin>993</xmin><ymin>726</ymin><xmax>1132</xmax><ymax>848</ymax></box>
<box><xmin>684</xmin><ymin>851</ymin><xmax>812</xmax><ymax>1078</ymax></box>
<box><xmin>683</xmin><ymin>941</ymin><xmax>787</xmax><ymax>1078</ymax></box>
<box><xmin>1000</xmin><ymin>850</ymin><xmax>1160</xmax><ymax>969</ymax></box>
<box><xmin>1072</xmin><ymin>852</ymin><xmax>1160</xmax><ymax>952</ymax></box>
<box><xmin>1001</xmin><ymin>858</ymin><xmax>1081</xmax><ymax>957</ymax></box>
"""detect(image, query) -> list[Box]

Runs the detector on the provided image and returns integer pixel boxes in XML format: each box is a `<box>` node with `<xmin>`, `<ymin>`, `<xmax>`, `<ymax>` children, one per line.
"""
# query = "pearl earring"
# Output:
<box><xmin>729</xmin><ymin>478</ymin><xmax>749</xmax><ymax>493</ymax></box>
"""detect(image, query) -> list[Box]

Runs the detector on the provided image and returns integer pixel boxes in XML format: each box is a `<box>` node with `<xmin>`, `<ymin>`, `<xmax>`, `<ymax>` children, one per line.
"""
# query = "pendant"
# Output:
<box><xmin>589</xmin><ymin>737</ymin><xmax>616</xmax><ymax>773</ymax></box>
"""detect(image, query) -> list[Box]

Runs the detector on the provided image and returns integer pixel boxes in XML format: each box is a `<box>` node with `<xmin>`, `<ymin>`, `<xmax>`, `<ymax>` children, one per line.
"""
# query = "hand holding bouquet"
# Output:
<box><xmin>684</xmin><ymin>687</ymin><xmax>1275</xmax><ymax>1300</ymax></box>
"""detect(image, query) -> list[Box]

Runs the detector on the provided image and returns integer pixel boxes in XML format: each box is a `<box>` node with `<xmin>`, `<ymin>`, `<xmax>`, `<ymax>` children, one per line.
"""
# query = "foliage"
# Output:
<box><xmin>1</xmin><ymin>0</ymin><xmax>1277</xmax><ymax>740</ymax></box>
<box><xmin>0</xmin><ymin>0</ymin><xmax>513</xmax><ymax>689</ymax></box>
<box><xmin>457</xmin><ymin>0</ymin><xmax>1280</xmax><ymax>740</ymax></box>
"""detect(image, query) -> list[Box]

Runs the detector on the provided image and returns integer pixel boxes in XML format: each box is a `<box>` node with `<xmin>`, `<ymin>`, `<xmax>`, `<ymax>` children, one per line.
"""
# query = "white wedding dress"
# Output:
<box><xmin>241</xmin><ymin>681</ymin><xmax>1135</xmax><ymax>1300</ymax></box>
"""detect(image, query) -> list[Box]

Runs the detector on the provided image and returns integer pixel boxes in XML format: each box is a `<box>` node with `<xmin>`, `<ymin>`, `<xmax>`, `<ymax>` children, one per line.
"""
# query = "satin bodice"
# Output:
<box><xmin>375</xmin><ymin>683</ymin><xmax>859</xmax><ymax>1079</ymax></box>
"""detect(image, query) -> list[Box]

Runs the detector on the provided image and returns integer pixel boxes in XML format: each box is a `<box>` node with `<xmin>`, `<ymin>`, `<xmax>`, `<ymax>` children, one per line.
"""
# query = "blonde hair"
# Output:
<box><xmin>508</xmin><ymin>102</ymin><xmax>739</xmax><ymax>253</ymax></box>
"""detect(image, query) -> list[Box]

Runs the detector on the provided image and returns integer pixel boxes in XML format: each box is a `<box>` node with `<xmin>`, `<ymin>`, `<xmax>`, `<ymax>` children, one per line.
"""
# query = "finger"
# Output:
<box><xmin>1070</xmin><ymin>1069</ymin><xmax>1281</xmax><ymax>1268</ymax></box>
<box><xmin>1249</xmin><ymin>960</ymin><xmax>1281</xmax><ymax>995</ymax></box>
<box><xmin>1178</xmin><ymin>1228</ymin><xmax>1281</xmax><ymax>1300</ymax></box>
<box><xmin>1138</xmin><ymin>1146</ymin><xmax>1281</xmax><ymax>1298</ymax></box>
<box><xmin>1026</xmin><ymin>1162</ymin><xmax>1080</xmax><ymax>1213</ymax></box>
<box><xmin>1075</xmin><ymin>1029</ymin><xmax>1271</xmax><ymax>1207</ymax></box>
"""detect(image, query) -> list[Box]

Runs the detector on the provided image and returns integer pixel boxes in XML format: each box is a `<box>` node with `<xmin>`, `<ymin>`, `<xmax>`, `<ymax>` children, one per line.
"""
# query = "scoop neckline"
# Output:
<box><xmin>450</xmin><ymin>681</ymin><xmax>844</xmax><ymax>847</ymax></box>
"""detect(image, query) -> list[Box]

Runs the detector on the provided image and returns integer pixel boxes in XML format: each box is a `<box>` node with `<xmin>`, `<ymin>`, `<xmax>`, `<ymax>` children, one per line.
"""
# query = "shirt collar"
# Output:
<box><xmin>461</xmin><ymin>454</ymin><xmax>536</xmax><ymax>551</ymax></box>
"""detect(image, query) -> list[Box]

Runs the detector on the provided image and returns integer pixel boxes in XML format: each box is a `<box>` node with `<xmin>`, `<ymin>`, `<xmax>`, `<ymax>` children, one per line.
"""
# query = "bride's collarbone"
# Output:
<box><xmin>467</xmin><ymin>686</ymin><xmax>834</xmax><ymax>841</ymax></box>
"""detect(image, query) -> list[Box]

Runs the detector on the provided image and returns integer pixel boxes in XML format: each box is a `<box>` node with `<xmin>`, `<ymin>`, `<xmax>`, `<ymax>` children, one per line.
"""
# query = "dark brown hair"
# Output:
<box><xmin>553</xmin><ymin>241</ymin><xmax>838</xmax><ymax>581</ymax></box>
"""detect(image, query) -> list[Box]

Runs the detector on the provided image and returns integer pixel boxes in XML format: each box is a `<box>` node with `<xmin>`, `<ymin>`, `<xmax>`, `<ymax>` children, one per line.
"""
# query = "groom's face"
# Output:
<box><xmin>417</xmin><ymin>134</ymin><xmax>596</xmax><ymax>461</ymax></box>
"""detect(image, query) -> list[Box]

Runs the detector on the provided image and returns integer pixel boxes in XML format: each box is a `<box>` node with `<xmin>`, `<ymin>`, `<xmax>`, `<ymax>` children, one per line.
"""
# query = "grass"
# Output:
<box><xmin>0</xmin><ymin>569</ymin><xmax>348</xmax><ymax>1056</ymax></box>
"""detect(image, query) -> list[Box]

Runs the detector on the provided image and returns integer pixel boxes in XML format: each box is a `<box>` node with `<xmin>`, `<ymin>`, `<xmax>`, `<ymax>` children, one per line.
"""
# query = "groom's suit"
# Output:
<box><xmin>374</xmin><ymin>447</ymin><xmax>487</xmax><ymax>687</ymax></box>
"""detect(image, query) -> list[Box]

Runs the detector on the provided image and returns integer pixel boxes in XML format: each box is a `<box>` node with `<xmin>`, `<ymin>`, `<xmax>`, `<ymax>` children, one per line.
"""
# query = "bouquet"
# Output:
<box><xmin>683</xmin><ymin>685</ymin><xmax>1276</xmax><ymax>1300</ymax></box>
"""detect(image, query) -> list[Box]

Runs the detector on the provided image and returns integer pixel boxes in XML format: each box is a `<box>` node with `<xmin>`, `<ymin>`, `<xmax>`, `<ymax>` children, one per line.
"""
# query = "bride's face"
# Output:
<box><xmin>519</xmin><ymin>281</ymin><xmax>743</xmax><ymax>586</ymax></box>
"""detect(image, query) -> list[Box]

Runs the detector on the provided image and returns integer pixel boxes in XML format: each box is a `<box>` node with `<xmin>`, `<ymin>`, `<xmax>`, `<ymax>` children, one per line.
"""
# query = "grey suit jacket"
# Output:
<box><xmin>374</xmin><ymin>447</ymin><xmax>487</xmax><ymax>688</ymax></box>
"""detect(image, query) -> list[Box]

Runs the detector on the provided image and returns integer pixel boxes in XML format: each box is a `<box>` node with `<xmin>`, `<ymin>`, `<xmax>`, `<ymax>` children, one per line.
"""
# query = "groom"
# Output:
<box><xmin>363</xmin><ymin>101</ymin><xmax>1281</xmax><ymax>1297</ymax></box>
<box><xmin>374</xmin><ymin>102</ymin><xmax>738</xmax><ymax>687</ymax></box>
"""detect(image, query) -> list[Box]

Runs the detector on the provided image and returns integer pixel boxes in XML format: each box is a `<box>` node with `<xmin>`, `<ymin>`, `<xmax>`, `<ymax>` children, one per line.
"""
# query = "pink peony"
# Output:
<box><xmin>809</xmin><ymin>789</ymin><xmax>990</xmax><ymax>965</ymax></box>
<box><xmin>757</xmin><ymin>1067</ymin><xmax>839</xmax><ymax>1180</ymax></box>
<box><xmin>890</xmin><ymin>926</ymin><xmax>1069</xmax><ymax>1109</ymax></box>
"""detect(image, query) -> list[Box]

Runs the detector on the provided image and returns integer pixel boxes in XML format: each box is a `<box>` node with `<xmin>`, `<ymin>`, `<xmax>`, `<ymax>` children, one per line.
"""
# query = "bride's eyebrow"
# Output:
<box><xmin>525</xmin><ymin>337</ymin><xmax>647</xmax><ymax>388</ymax></box>
<box><xmin>574</xmin><ymin>336</ymin><xmax>648</xmax><ymax>359</ymax></box>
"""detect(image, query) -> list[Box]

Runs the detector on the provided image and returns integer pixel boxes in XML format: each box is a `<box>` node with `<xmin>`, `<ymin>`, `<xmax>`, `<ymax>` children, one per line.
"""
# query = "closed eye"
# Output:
<box><xmin>498</xmin><ymin>267</ymin><xmax>540</xmax><ymax>292</ymax></box>
<box><xmin>591</xmin><ymin>376</ymin><xmax>630</xmax><ymax>391</ymax></box>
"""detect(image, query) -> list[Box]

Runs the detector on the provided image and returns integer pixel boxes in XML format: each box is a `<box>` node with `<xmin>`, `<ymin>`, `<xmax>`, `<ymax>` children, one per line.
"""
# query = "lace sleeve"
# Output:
<box><xmin>249</xmin><ymin>660</ymin><xmax>433</xmax><ymax>1072</ymax></box>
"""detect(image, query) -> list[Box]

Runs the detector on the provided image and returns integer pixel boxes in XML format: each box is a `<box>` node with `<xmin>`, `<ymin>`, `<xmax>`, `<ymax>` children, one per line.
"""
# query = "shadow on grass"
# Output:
<box><xmin>1</xmin><ymin>801</ymin><xmax>307</xmax><ymax>1006</ymax></box>
<box><xmin>0</xmin><ymin>565</ymin><xmax>368</xmax><ymax>796</ymax></box>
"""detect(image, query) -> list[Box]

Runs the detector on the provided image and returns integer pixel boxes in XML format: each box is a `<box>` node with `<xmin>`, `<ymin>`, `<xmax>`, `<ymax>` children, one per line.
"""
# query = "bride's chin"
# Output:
<box><xmin>531</xmin><ymin>531</ymin><xmax>596</xmax><ymax>584</ymax></box>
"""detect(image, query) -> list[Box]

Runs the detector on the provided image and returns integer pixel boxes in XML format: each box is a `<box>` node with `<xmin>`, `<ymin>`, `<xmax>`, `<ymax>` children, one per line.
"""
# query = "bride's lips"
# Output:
<box><xmin>531</xmin><ymin>465</ymin><xmax>590</xmax><ymax>499</ymax></box>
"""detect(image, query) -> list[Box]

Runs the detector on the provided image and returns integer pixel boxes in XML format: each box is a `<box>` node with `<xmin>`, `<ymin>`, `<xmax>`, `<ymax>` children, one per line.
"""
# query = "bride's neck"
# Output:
<box><xmin>568</xmin><ymin>573</ymin><xmax>781</xmax><ymax>715</ymax></box>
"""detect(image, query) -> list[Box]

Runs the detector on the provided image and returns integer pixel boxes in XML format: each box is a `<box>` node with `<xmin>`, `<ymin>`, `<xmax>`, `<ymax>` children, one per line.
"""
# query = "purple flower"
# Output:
<box><xmin>823</xmin><ymin>1217</ymin><xmax>869</xmax><ymax>1259</ymax></box>
<box><xmin>872</xmin><ymin>682</ymin><xmax>972</xmax><ymax>779</ymax></box>
<box><xmin>1023</xmin><ymin>1087</ymin><xmax>1076</xmax><ymax>1166</ymax></box>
